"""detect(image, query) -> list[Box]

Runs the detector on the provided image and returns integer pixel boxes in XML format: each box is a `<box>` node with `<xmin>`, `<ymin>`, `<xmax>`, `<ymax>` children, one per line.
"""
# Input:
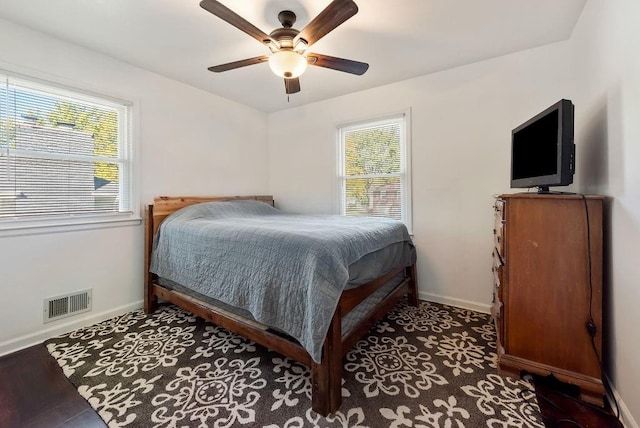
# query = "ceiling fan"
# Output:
<box><xmin>200</xmin><ymin>0</ymin><xmax>369</xmax><ymax>95</ymax></box>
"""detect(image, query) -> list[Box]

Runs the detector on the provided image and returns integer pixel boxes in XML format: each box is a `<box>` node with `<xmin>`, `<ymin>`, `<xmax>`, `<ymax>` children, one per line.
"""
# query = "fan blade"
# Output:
<box><xmin>307</xmin><ymin>53</ymin><xmax>369</xmax><ymax>75</ymax></box>
<box><xmin>294</xmin><ymin>0</ymin><xmax>358</xmax><ymax>46</ymax></box>
<box><xmin>208</xmin><ymin>56</ymin><xmax>269</xmax><ymax>72</ymax></box>
<box><xmin>284</xmin><ymin>77</ymin><xmax>301</xmax><ymax>94</ymax></box>
<box><xmin>200</xmin><ymin>0</ymin><xmax>274</xmax><ymax>46</ymax></box>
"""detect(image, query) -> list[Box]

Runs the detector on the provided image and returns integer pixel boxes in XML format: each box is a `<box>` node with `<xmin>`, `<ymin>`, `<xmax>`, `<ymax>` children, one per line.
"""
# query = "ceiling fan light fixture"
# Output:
<box><xmin>269</xmin><ymin>50</ymin><xmax>307</xmax><ymax>78</ymax></box>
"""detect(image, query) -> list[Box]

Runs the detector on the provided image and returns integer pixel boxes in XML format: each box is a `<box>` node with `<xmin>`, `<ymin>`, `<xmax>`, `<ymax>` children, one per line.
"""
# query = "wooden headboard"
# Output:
<box><xmin>144</xmin><ymin>195</ymin><xmax>275</xmax><ymax>298</ymax></box>
<box><xmin>149</xmin><ymin>195</ymin><xmax>274</xmax><ymax>235</ymax></box>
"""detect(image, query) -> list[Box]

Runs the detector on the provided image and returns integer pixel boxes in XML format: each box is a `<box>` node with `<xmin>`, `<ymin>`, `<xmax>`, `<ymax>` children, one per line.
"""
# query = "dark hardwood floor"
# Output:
<box><xmin>0</xmin><ymin>344</ymin><xmax>623</xmax><ymax>428</ymax></box>
<box><xmin>532</xmin><ymin>374</ymin><xmax>623</xmax><ymax>428</ymax></box>
<box><xmin>0</xmin><ymin>345</ymin><xmax>105</xmax><ymax>428</ymax></box>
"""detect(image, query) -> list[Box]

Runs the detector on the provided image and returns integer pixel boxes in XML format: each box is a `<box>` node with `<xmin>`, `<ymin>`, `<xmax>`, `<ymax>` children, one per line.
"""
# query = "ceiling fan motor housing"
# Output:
<box><xmin>269</xmin><ymin>27</ymin><xmax>299</xmax><ymax>49</ymax></box>
<box><xmin>269</xmin><ymin>11</ymin><xmax>303</xmax><ymax>50</ymax></box>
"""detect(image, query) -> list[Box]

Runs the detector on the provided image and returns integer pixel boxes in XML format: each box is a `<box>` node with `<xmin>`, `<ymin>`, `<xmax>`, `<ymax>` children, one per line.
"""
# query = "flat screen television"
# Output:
<box><xmin>510</xmin><ymin>99</ymin><xmax>575</xmax><ymax>193</ymax></box>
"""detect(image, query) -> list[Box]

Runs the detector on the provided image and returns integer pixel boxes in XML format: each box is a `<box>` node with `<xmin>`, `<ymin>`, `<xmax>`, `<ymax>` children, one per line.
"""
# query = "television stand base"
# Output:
<box><xmin>536</xmin><ymin>186</ymin><xmax>550</xmax><ymax>193</ymax></box>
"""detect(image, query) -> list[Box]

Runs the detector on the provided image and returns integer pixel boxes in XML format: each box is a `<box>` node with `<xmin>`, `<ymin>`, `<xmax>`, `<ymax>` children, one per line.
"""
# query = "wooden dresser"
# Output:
<box><xmin>491</xmin><ymin>193</ymin><xmax>604</xmax><ymax>405</ymax></box>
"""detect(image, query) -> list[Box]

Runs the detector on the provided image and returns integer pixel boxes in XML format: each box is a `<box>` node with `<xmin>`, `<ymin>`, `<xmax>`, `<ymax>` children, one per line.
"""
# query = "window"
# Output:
<box><xmin>0</xmin><ymin>73</ymin><xmax>135</xmax><ymax>230</ymax></box>
<box><xmin>338</xmin><ymin>112</ymin><xmax>411</xmax><ymax>231</ymax></box>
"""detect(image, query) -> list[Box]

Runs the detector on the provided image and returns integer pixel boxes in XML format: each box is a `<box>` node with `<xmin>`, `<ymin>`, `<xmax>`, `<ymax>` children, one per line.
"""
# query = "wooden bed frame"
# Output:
<box><xmin>143</xmin><ymin>195</ymin><xmax>418</xmax><ymax>416</ymax></box>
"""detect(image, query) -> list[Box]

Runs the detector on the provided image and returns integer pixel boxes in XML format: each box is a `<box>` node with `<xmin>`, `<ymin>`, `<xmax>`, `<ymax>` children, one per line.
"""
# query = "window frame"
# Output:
<box><xmin>337</xmin><ymin>109</ymin><xmax>412</xmax><ymax>233</ymax></box>
<box><xmin>0</xmin><ymin>69</ymin><xmax>140</xmax><ymax>236</ymax></box>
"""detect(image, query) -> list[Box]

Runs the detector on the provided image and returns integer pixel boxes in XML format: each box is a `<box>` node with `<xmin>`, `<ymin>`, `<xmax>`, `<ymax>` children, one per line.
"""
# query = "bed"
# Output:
<box><xmin>143</xmin><ymin>195</ymin><xmax>418</xmax><ymax>416</ymax></box>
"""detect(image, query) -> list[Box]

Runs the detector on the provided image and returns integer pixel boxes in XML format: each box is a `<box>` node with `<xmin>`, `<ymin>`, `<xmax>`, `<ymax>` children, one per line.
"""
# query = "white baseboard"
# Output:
<box><xmin>0</xmin><ymin>300</ymin><xmax>143</xmax><ymax>357</ymax></box>
<box><xmin>606</xmin><ymin>375</ymin><xmax>638</xmax><ymax>428</ymax></box>
<box><xmin>419</xmin><ymin>291</ymin><xmax>491</xmax><ymax>314</ymax></box>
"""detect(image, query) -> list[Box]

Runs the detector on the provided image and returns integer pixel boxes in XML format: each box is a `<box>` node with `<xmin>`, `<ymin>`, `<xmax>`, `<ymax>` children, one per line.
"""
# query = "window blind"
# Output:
<box><xmin>0</xmin><ymin>75</ymin><xmax>131</xmax><ymax>220</ymax></box>
<box><xmin>340</xmin><ymin>115</ymin><xmax>408</xmax><ymax>224</ymax></box>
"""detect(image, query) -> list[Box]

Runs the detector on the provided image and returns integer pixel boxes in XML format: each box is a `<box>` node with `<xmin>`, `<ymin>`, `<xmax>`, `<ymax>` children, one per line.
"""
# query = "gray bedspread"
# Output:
<box><xmin>150</xmin><ymin>200</ymin><xmax>414</xmax><ymax>363</ymax></box>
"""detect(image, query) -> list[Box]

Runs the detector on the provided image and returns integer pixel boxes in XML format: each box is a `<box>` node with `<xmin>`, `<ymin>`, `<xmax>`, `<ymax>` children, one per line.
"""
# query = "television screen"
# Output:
<box><xmin>510</xmin><ymin>99</ymin><xmax>574</xmax><ymax>192</ymax></box>
<box><xmin>512</xmin><ymin>110</ymin><xmax>558</xmax><ymax>179</ymax></box>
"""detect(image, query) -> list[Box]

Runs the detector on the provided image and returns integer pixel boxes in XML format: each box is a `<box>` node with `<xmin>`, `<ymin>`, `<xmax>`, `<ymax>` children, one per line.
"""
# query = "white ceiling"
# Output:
<box><xmin>0</xmin><ymin>0</ymin><xmax>586</xmax><ymax>113</ymax></box>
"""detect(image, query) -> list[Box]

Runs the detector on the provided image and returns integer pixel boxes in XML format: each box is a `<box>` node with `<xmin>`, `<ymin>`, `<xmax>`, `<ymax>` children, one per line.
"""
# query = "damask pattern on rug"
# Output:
<box><xmin>46</xmin><ymin>301</ymin><xmax>543</xmax><ymax>428</ymax></box>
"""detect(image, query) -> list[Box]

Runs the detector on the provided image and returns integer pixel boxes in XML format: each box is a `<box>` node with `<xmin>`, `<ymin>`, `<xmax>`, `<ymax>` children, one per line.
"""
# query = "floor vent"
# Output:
<box><xmin>44</xmin><ymin>289</ymin><xmax>92</xmax><ymax>323</ymax></box>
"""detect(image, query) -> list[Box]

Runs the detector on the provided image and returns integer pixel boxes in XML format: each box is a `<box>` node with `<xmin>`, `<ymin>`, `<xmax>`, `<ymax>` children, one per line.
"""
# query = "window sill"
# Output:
<box><xmin>0</xmin><ymin>214</ymin><xmax>142</xmax><ymax>237</ymax></box>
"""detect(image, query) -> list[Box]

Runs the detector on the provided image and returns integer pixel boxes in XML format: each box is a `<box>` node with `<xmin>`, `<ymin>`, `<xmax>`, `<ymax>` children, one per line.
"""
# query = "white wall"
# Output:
<box><xmin>268</xmin><ymin>42</ymin><xmax>575</xmax><ymax>312</ymax></box>
<box><xmin>1</xmin><ymin>1</ymin><xmax>638</xmax><ymax>424</ymax></box>
<box><xmin>268</xmin><ymin>1</ymin><xmax>639</xmax><ymax>424</ymax></box>
<box><xmin>568</xmin><ymin>1</ymin><xmax>640</xmax><ymax>425</ymax></box>
<box><xmin>0</xmin><ymin>19</ymin><xmax>269</xmax><ymax>354</ymax></box>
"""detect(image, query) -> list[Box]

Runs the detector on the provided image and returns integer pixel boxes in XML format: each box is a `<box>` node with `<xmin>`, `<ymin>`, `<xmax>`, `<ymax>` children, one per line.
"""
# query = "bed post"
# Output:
<box><xmin>407</xmin><ymin>263</ymin><xmax>419</xmax><ymax>307</ymax></box>
<box><xmin>144</xmin><ymin>204</ymin><xmax>158</xmax><ymax>314</ymax></box>
<box><xmin>311</xmin><ymin>305</ymin><xmax>342</xmax><ymax>416</ymax></box>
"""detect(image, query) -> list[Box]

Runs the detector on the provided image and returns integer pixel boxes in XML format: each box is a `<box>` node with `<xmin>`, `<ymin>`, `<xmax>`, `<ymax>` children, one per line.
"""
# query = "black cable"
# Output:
<box><xmin>521</xmin><ymin>386</ymin><xmax>585</xmax><ymax>428</ymax></box>
<box><xmin>580</xmin><ymin>195</ymin><xmax>595</xmax><ymax>327</ymax></box>
<box><xmin>554</xmin><ymin>419</ymin><xmax>584</xmax><ymax>427</ymax></box>
<box><xmin>589</xmin><ymin>334</ymin><xmax>622</xmax><ymax>424</ymax></box>
<box><xmin>525</xmin><ymin>377</ymin><xmax>624</xmax><ymax>428</ymax></box>
<box><xmin>579</xmin><ymin>194</ymin><xmax>622</xmax><ymax>424</ymax></box>
<box><xmin>538</xmin><ymin>376</ymin><xmax>623</xmax><ymax>425</ymax></box>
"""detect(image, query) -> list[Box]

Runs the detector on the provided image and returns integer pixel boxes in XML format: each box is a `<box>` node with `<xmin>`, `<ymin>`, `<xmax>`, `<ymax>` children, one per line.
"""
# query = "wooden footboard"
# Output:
<box><xmin>143</xmin><ymin>196</ymin><xmax>418</xmax><ymax>416</ymax></box>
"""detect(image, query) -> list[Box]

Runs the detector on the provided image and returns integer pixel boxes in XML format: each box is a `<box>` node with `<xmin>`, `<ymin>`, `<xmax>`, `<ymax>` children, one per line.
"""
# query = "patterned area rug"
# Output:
<box><xmin>45</xmin><ymin>300</ymin><xmax>543</xmax><ymax>427</ymax></box>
